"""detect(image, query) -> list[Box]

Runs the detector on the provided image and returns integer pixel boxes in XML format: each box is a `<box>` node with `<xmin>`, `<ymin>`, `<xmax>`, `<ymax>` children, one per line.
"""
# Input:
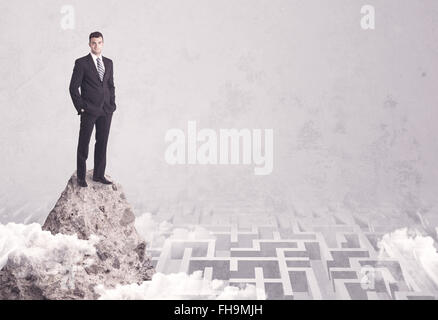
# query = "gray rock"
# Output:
<box><xmin>0</xmin><ymin>170</ymin><xmax>155</xmax><ymax>300</ymax></box>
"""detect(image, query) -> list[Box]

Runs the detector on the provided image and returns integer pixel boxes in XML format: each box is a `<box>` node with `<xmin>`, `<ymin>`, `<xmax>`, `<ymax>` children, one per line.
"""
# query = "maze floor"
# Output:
<box><xmin>136</xmin><ymin>199</ymin><xmax>438</xmax><ymax>300</ymax></box>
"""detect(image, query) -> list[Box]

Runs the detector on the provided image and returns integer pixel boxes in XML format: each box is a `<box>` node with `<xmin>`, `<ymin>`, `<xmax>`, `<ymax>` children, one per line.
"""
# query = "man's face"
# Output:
<box><xmin>89</xmin><ymin>37</ymin><xmax>104</xmax><ymax>55</ymax></box>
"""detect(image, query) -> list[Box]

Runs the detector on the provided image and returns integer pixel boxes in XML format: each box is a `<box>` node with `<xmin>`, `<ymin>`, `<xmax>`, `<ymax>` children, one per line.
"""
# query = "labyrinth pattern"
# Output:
<box><xmin>139</xmin><ymin>199</ymin><xmax>438</xmax><ymax>300</ymax></box>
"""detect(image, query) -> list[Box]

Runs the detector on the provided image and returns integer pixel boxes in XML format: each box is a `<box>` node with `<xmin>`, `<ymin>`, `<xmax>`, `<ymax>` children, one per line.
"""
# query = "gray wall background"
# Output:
<box><xmin>1</xmin><ymin>0</ymin><xmax>437</xmax><ymax>224</ymax></box>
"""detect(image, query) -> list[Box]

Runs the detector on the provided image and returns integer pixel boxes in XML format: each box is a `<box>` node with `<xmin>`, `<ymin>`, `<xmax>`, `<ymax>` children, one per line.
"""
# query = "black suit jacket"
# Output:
<box><xmin>69</xmin><ymin>53</ymin><xmax>116</xmax><ymax>116</ymax></box>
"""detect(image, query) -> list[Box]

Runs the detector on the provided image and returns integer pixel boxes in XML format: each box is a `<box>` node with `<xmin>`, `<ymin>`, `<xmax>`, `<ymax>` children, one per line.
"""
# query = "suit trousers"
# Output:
<box><xmin>76</xmin><ymin>111</ymin><xmax>113</xmax><ymax>180</ymax></box>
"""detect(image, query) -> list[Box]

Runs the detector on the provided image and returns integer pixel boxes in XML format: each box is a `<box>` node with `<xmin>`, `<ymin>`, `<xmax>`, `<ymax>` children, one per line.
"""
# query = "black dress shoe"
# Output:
<box><xmin>92</xmin><ymin>176</ymin><xmax>113</xmax><ymax>184</ymax></box>
<box><xmin>77</xmin><ymin>178</ymin><xmax>88</xmax><ymax>187</ymax></box>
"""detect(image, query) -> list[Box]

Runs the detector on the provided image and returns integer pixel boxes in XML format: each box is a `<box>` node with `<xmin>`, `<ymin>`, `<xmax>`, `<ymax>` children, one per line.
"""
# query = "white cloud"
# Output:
<box><xmin>134</xmin><ymin>212</ymin><xmax>173</xmax><ymax>247</ymax></box>
<box><xmin>216</xmin><ymin>284</ymin><xmax>262</xmax><ymax>300</ymax></box>
<box><xmin>95</xmin><ymin>270</ymin><xmax>258</xmax><ymax>300</ymax></box>
<box><xmin>135</xmin><ymin>212</ymin><xmax>216</xmax><ymax>247</ymax></box>
<box><xmin>0</xmin><ymin>222</ymin><xmax>97</xmax><ymax>271</ymax></box>
<box><xmin>378</xmin><ymin>228</ymin><xmax>438</xmax><ymax>291</ymax></box>
<box><xmin>169</xmin><ymin>225</ymin><xmax>216</xmax><ymax>240</ymax></box>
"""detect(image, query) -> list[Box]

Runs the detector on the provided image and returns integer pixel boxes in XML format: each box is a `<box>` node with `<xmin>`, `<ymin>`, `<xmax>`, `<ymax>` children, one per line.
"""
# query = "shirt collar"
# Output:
<box><xmin>90</xmin><ymin>52</ymin><xmax>103</xmax><ymax>61</ymax></box>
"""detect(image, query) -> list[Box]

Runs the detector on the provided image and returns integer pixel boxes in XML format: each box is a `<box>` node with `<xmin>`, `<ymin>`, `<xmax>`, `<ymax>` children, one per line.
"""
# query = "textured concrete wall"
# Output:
<box><xmin>1</xmin><ymin>0</ymin><xmax>437</xmax><ymax>223</ymax></box>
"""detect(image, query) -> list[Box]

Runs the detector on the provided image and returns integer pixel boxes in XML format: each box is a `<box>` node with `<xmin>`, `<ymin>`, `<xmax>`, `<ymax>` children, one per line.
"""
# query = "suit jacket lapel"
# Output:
<box><xmin>102</xmin><ymin>56</ymin><xmax>109</xmax><ymax>81</ymax></box>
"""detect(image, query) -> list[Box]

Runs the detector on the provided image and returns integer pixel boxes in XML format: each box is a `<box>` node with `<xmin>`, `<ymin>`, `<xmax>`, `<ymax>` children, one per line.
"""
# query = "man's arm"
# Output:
<box><xmin>69</xmin><ymin>59</ymin><xmax>86</xmax><ymax>115</ymax></box>
<box><xmin>109</xmin><ymin>60</ymin><xmax>116</xmax><ymax>108</ymax></box>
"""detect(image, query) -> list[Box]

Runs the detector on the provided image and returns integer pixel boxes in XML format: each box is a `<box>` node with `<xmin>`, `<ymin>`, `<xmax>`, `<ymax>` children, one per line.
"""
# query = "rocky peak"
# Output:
<box><xmin>0</xmin><ymin>170</ymin><xmax>155</xmax><ymax>299</ymax></box>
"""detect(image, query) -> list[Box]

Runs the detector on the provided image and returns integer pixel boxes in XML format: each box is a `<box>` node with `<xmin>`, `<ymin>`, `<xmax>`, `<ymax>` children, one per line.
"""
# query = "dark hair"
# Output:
<box><xmin>89</xmin><ymin>31</ymin><xmax>103</xmax><ymax>41</ymax></box>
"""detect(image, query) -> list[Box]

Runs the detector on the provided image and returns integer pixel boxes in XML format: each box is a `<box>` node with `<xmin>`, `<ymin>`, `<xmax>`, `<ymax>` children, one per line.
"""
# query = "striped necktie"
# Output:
<box><xmin>96</xmin><ymin>57</ymin><xmax>104</xmax><ymax>81</ymax></box>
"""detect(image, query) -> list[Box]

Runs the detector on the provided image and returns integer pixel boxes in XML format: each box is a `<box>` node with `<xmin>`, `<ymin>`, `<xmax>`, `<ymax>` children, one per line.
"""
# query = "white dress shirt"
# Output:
<box><xmin>90</xmin><ymin>52</ymin><xmax>105</xmax><ymax>73</ymax></box>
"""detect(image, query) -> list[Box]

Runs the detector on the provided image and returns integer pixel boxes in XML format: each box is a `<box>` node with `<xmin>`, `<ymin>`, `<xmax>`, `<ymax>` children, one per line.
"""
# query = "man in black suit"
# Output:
<box><xmin>69</xmin><ymin>31</ymin><xmax>116</xmax><ymax>187</ymax></box>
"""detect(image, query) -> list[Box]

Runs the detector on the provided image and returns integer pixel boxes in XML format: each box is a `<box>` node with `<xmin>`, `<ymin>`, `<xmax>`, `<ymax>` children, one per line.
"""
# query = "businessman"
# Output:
<box><xmin>69</xmin><ymin>31</ymin><xmax>116</xmax><ymax>187</ymax></box>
